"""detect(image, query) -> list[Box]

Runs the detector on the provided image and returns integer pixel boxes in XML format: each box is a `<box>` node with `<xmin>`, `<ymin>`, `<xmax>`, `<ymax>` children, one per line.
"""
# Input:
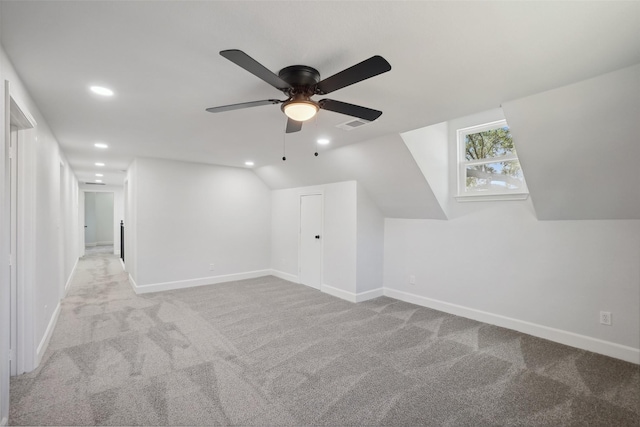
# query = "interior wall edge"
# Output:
<box><xmin>270</xmin><ymin>269</ymin><xmax>299</xmax><ymax>284</ymax></box>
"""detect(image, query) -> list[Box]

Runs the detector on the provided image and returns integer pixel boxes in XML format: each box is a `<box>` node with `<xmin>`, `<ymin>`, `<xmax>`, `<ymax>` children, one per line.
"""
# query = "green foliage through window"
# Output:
<box><xmin>458</xmin><ymin>121</ymin><xmax>527</xmax><ymax>194</ymax></box>
<box><xmin>465</xmin><ymin>126</ymin><xmax>514</xmax><ymax>161</ymax></box>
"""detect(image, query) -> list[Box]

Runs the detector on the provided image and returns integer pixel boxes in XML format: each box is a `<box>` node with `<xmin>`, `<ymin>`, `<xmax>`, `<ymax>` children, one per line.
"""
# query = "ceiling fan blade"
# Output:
<box><xmin>316</xmin><ymin>56</ymin><xmax>391</xmax><ymax>95</ymax></box>
<box><xmin>206</xmin><ymin>99</ymin><xmax>282</xmax><ymax>113</ymax></box>
<box><xmin>319</xmin><ymin>99</ymin><xmax>382</xmax><ymax>121</ymax></box>
<box><xmin>286</xmin><ymin>118</ymin><xmax>303</xmax><ymax>133</ymax></box>
<box><xmin>220</xmin><ymin>49</ymin><xmax>292</xmax><ymax>91</ymax></box>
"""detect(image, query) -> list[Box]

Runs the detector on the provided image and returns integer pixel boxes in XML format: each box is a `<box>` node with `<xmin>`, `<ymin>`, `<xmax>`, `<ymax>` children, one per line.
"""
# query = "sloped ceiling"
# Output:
<box><xmin>502</xmin><ymin>65</ymin><xmax>640</xmax><ymax>220</ymax></box>
<box><xmin>254</xmin><ymin>134</ymin><xmax>446</xmax><ymax>219</ymax></box>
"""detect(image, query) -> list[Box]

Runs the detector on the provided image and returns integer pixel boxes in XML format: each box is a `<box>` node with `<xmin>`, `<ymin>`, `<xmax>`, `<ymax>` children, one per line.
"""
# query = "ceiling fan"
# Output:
<box><xmin>206</xmin><ymin>50</ymin><xmax>391</xmax><ymax>133</ymax></box>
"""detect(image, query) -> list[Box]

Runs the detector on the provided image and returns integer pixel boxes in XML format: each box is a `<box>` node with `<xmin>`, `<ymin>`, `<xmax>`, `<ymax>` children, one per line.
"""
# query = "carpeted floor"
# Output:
<box><xmin>9</xmin><ymin>253</ymin><xmax>640</xmax><ymax>426</ymax></box>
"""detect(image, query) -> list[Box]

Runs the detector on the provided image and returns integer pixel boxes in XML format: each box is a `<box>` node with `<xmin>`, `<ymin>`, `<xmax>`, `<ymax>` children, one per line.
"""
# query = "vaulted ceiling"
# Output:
<box><xmin>1</xmin><ymin>1</ymin><xmax>638</xmax><ymax>191</ymax></box>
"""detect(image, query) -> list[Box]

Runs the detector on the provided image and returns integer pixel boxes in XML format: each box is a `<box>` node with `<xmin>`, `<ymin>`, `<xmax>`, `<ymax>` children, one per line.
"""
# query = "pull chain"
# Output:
<box><xmin>314</xmin><ymin>115</ymin><xmax>319</xmax><ymax>157</ymax></box>
<box><xmin>282</xmin><ymin>123</ymin><xmax>287</xmax><ymax>161</ymax></box>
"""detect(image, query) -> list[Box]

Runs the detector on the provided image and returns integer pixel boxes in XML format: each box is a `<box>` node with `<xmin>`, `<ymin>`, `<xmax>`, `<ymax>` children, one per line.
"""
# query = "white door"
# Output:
<box><xmin>299</xmin><ymin>194</ymin><xmax>322</xmax><ymax>289</ymax></box>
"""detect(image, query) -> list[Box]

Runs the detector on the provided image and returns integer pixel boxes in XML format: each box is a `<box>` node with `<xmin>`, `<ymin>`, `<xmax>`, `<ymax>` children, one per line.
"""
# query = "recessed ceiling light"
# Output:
<box><xmin>95</xmin><ymin>173</ymin><xmax>103</xmax><ymax>177</ymax></box>
<box><xmin>95</xmin><ymin>162</ymin><xmax>105</xmax><ymax>166</ymax></box>
<box><xmin>317</xmin><ymin>138</ymin><xmax>330</xmax><ymax>145</ymax></box>
<box><xmin>94</xmin><ymin>142</ymin><xmax>108</xmax><ymax>149</ymax></box>
<box><xmin>245</xmin><ymin>161</ymin><xmax>255</xmax><ymax>167</ymax></box>
<box><xmin>95</xmin><ymin>180</ymin><xmax>103</xmax><ymax>183</ymax></box>
<box><xmin>89</xmin><ymin>86</ymin><xmax>114</xmax><ymax>96</ymax></box>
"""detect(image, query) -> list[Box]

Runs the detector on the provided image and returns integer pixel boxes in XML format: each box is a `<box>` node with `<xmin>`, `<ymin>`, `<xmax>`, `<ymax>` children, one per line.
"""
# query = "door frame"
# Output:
<box><xmin>80</xmin><ymin>189</ymin><xmax>117</xmax><ymax>254</ymax></box>
<box><xmin>298</xmin><ymin>192</ymin><xmax>324</xmax><ymax>289</ymax></box>
<box><xmin>5</xmin><ymin>81</ymin><xmax>37</xmax><ymax>378</ymax></box>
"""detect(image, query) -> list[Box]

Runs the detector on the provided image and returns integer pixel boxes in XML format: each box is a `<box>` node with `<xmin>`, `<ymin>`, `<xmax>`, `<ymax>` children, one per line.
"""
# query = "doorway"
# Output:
<box><xmin>84</xmin><ymin>192</ymin><xmax>114</xmax><ymax>255</ymax></box>
<box><xmin>299</xmin><ymin>194</ymin><xmax>323</xmax><ymax>289</ymax></box>
<box><xmin>6</xmin><ymin>85</ymin><xmax>36</xmax><ymax>378</ymax></box>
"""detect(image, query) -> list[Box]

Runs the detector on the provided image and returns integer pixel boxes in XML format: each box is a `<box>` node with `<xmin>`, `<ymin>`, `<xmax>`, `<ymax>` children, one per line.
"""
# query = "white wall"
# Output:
<box><xmin>402</xmin><ymin>121</ymin><xmax>450</xmax><ymax>217</ymax></box>
<box><xmin>271</xmin><ymin>181</ymin><xmax>357</xmax><ymax>294</ymax></box>
<box><xmin>127</xmin><ymin>158</ymin><xmax>271</xmax><ymax>292</ymax></box>
<box><xmin>322</xmin><ymin>182</ymin><xmax>358</xmax><ymax>295</ymax></box>
<box><xmin>124</xmin><ymin>162</ymin><xmax>138</xmax><ymax>281</ymax></box>
<box><xmin>384</xmin><ymin>106</ymin><xmax>640</xmax><ymax>363</ymax></box>
<box><xmin>356</xmin><ymin>183</ymin><xmax>384</xmax><ymax>294</ymax></box>
<box><xmin>0</xmin><ymin>44</ymin><xmax>81</xmax><ymax>423</ymax></box>
<box><xmin>384</xmin><ymin>213</ymin><xmax>640</xmax><ymax>360</ymax></box>
<box><xmin>271</xmin><ymin>181</ymin><xmax>385</xmax><ymax>301</ymax></box>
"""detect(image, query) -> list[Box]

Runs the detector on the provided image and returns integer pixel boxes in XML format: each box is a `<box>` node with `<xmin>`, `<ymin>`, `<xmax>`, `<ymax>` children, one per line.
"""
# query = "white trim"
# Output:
<box><xmin>270</xmin><ymin>269</ymin><xmax>299</xmax><ymax>283</ymax></box>
<box><xmin>384</xmin><ymin>288</ymin><xmax>640</xmax><ymax>365</ymax></box>
<box><xmin>36</xmin><ymin>302</ymin><xmax>61</xmax><ymax>366</ymax></box>
<box><xmin>131</xmin><ymin>270</ymin><xmax>272</xmax><ymax>294</ymax></box>
<box><xmin>321</xmin><ymin>284</ymin><xmax>357</xmax><ymax>302</ymax></box>
<box><xmin>128</xmin><ymin>273</ymin><xmax>137</xmax><ymax>290</ymax></box>
<box><xmin>1</xmin><ymin>416</ymin><xmax>7</xmax><ymax>426</ymax></box>
<box><xmin>355</xmin><ymin>287</ymin><xmax>385</xmax><ymax>302</ymax></box>
<box><xmin>321</xmin><ymin>284</ymin><xmax>384</xmax><ymax>303</ymax></box>
<box><xmin>64</xmin><ymin>257</ymin><xmax>79</xmax><ymax>296</ymax></box>
<box><xmin>455</xmin><ymin>193</ymin><xmax>529</xmax><ymax>202</ymax></box>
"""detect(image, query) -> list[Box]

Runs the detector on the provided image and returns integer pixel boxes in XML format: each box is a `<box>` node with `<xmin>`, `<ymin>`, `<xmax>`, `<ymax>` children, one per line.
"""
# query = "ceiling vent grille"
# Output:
<box><xmin>84</xmin><ymin>182</ymin><xmax>106</xmax><ymax>185</ymax></box>
<box><xmin>336</xmin><ymin>118</ymin><xmax>371</xmax><ymax>131</ymax></box>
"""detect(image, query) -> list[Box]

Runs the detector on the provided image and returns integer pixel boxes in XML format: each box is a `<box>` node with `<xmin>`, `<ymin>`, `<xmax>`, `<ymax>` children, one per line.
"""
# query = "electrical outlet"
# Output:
<box><xmin>600</xmin><ymin>311</ymin><xmax>612</xmax><ymax>326</ymax></box>
<box><xmin>209</xmin><ymin>263</ymin><xmax>215</xmax><ymax>271</ymax></box>
<box><xmin>409</xmin><ymin>275</ymin><xmax>416</xmax><ymax>285</ymax></box>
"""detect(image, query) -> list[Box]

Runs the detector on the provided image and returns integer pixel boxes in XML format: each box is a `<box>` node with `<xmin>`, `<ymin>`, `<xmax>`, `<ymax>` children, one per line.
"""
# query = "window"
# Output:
<box><xmin>456</xmin><ymin>119</ymin><xmax>528</xmax><ymax>201</ymax></box>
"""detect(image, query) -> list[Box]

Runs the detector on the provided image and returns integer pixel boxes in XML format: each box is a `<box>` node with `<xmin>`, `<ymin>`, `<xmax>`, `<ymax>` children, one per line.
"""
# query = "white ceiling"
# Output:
<box><xmin>1</xmin><ymin>1</ymin><xmax>639</xmax><ymax>187</ymax></box>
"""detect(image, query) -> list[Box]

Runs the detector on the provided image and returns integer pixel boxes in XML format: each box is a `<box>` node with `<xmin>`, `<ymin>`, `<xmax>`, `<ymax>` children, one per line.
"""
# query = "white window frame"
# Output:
<box><xmin>455</xmin><ymin>119</ymin><xmax>529</xmax><ymax>202</ymax></box>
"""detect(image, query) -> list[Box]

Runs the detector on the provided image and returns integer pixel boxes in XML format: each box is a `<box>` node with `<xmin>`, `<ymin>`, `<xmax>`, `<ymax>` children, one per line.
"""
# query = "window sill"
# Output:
<box><xmin>454</xmin><ymin>192</ymin><xmax>529</xmax><ymax>202</ymax></box>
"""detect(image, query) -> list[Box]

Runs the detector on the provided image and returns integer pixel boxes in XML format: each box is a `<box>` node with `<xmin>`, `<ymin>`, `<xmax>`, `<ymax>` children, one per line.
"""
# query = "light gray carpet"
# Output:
<box><xmin>9</xmin><ymin>253</ymin><xmax>640</xmax><ymax>426</ymax></box>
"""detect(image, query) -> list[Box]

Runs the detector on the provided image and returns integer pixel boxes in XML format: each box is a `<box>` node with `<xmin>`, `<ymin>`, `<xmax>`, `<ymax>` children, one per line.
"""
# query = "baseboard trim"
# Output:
<box><xmin>64</xmin><ymin>257</ymin><xmax>79</xmax><ymax>296</ymax></box>
<box><xmin>384</xmin><ymin>288</ymin><xmax>640</xmax><ymax>364</ymax></box>
<box><xmin>36</xmin><ymin>301</ymin><xmax>61</xmax><ymax>366</ymax></box>
<box><xmin>270</xmin><ymin>269</ymin><xmax>299</xmax><ymax>283</ymax></box>
<box><xmin>356</xmin><ymin>287</ymin><xmax>385</xmax><ymax>302</ymax></box>
<box><xmin>128</xmin><ymin>273</ymin><xmax>137</xmax><ymax>291</ymax></box>
<box><xmin>131</xmin><ymin>269</ymin><xmax>272</xmax><ymax>294</ymax></box>
<box><xmin>321</xmin><ymin>284</ymin><xmax>384</xmax><ymax>303</ymax></box>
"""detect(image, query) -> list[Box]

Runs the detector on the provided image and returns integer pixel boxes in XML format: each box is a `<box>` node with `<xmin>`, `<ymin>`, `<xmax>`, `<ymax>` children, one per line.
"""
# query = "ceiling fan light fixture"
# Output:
<box><xmin>283</xmin><ymin>99</ymin><xmax>319</xmax><ymax>122</ymax></box>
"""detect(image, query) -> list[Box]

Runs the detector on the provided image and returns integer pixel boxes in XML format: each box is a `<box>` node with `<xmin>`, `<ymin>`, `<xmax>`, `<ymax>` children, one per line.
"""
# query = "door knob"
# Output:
<box><xmin>315</xmin><ymin>235</ymin><xmax>320</xmax><ymax>239</ymax></box>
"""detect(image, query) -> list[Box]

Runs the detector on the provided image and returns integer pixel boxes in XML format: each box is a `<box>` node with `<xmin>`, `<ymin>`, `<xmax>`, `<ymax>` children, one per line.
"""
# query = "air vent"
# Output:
<box><xmin>85</xmin><ymin>182</ymin><xmax>106</xmax><ymax>185</ymax></box>
<box><xmin>336</xmin><ymin>118</ymin><xmax>371</xmax><ymax>131</ymax></box>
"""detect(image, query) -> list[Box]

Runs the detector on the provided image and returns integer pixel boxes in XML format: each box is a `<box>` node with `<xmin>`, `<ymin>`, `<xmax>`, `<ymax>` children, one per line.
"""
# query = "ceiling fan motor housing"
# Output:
<box><xmin>278</xmin><ymin>65</ymin><xmax>321</xmax><ymax>89</ymax></box>
<box><xmin>278</xmin><ymin>65</ymin><xmax>321</xmax><ymax>117</ymax></box>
